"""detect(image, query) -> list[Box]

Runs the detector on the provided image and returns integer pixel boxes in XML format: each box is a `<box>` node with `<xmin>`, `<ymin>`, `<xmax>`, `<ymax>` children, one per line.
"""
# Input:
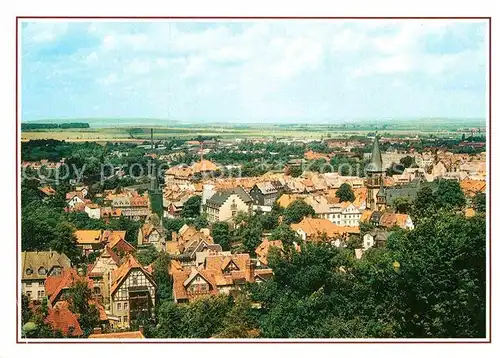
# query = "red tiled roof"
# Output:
<box><xmin>45</xmin><ymin>268</ymin><xmax>93</xmax><ymax>305</ymax></box>
<box><xmin>110</xmin><ymin>255</ymin><xmax>155</xmax><ymax>295</ymax></box>
<box><xmin>45</xmin><ymin>301</ymin><xmax>83</xmax><ymax>337</ymax></box>
<box><xmin>88</xmin><ymin>331</ymin><xmax>145</xmax><ymax>339</ymax></box>
<box><xmin>255</xmin><ymin>239</ymin><xmax>283</xmax><ymax>266</ymax></box>
<box><xmin>290</xmin><ymin>217</ymin><xmax>359</xmax><ymax>240</ymax></box>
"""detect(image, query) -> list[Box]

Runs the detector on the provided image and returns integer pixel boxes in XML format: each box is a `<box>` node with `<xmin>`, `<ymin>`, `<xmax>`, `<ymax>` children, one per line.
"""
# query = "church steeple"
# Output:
<box><xmin>148</xmin><ymin>128</ymin><xmax>163</xmax><ymax>221</ymax></box>
<box><xmin>368</xmin><ymin>134</ymin><xmax>383</xmax><ymax>173</ymax></box>
<box><xmin>365</xmin><ymin>134</ymin><xmax>385</xmax><ymax>210</ymax></box>
<box><xmin>149</xmin><ymin>129</ymin><xmax>159</xmax><ymax>192</ymax></box>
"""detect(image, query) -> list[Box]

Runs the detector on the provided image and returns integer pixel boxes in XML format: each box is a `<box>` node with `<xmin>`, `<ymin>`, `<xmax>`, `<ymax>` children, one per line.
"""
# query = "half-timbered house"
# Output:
<box><xmin>110</xmin><ymin>255</ymin><xmax>157</xmax><ymax>329</ymax></box>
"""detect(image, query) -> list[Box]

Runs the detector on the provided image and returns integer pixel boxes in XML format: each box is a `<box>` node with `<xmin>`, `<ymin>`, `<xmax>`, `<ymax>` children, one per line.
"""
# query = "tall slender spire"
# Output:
<box><xmin>149</xmin><ymin>128</ymin><xmax>158</xmax><ymax>191</ymax></box>
<box><xmin>148</xmin><ymin>127</ymin><xmax>163</xmax><ymax>221</ymax></box>
<box><xmin>368</xmin><ymin>134</ymin><xmax>383</xmax><ymax>173</ymax></box>
<box><xmin>150</xmin><ymin>128</ymin><xmax>154</xmax><ymax>151</ymax></box>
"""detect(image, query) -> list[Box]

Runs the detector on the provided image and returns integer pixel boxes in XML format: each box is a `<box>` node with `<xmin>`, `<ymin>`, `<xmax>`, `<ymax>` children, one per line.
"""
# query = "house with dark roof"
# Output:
<box><xmin>363</xmin><ymin>229</ymin><xmax>390</xmax><ymax>250</ymax></box>
<box><xmin>249</xmin><ymin>180</ymin><xmax>284</xmax><ymax>206</ymax></box>
<box><xmin>21</xmin><ymin>251</ymin><xmax>71</xmax><ymax>302</ymax></box>
<box><xmin>378</xmin><ymin>178</ymin><xmax>438</xmax><ymax>207</ymax></box>
<box><xmin>203</xmin><ymin>186</ymin><xmax>254</xmax><ymax>224</ymax></box>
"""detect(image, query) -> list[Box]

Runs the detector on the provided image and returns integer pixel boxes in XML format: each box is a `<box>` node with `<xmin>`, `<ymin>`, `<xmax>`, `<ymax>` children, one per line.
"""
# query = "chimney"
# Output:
<box><xmin>138</xmin><ymin>325</ymin><xmax>144</xmax><ymax>334</ymax></box>
<box><xmin>93</xmin><ymin>327</ymin><xmax>102</xmax><ymax>334</ymax></box>
<box><xmin>246</xmin><ymin>260</ymin><xmax>255</xmax><ymax>283</ymax></box>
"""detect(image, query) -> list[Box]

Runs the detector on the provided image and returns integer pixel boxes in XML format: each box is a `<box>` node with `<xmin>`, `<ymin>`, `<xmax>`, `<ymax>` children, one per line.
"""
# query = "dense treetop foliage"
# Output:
<box><xmin>336</xmin><ymin>183</ymin><xmax>355</xmax><ymax>202</ymax></box>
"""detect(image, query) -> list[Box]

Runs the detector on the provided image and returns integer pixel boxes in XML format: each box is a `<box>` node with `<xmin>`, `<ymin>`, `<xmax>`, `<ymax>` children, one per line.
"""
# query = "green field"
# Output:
<box><xmin>21</xmin><ymin>121</ymin><xmax>484</xmax><ymax>142</ymax></box>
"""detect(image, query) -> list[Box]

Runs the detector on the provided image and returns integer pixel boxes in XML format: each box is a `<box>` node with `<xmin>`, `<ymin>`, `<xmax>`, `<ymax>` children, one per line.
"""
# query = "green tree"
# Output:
<box><xmin>473</xmin><ymin>192</ymin><xmax>486</xmax><ymax>213</ymax></box>
<box><xmin>283</xmin><ymin>200</ymin><xmax>315</xmax><ymax>224</ymax></box>
<box><xmin>136</xmin><ymin>245</ymin><xmax>160</xmax><ymax>266</ymax></box>
<box><xmin>214</xmin><ymin>295</ymin><xmax>259</xmax><ymax>338</ymax></box>
<box><xmin>66</xmin><ymin>280</ymin><xmax>100</xmax><ymax>337</ymax></box>
<box><xmin>261</xmin><ymin>212</ymin><xmax>279</xmax><ymax>231</ymax></box>
<box><xmin>108</xmin><ymin>216</ymin><xmax>141</xmax><ymax>245</ymax></box>
<box><xmin>183</xmin><ymin>295</ymin><xmax>233</xmax><ymax>338</ymax></box>
<box><xmin>392</xmin><ymin>197</ymin><xmax>412</xmax><ymax>214</ymax></box>
<box><xmin>435</xmin><ymin>179</ymin><xmax>466</xmax><ymax>211</ymax></box>
<box><xmin>400</xmin><ymin>156</ymin><xmax>415</xmax><ymax>168</ymax></box>
<box><xmin>182</xmin><ymin>195</ymin><xmax>202</xmax><ymax>218</ymax></box>
<box><xmin>386</xmin><ymin>213</ymin><xmax>486</xmax><ymax>337</ymax></box>
<box><xmin>269</xmin><ymin>223</ymin><xmax>299</xmax><ymax>248</ymax></box>
<box><xmin>241</xmin><ymin>224</ymin><xmax>263</xmax><ymax>254</ymax></box>
<box><xmin>22</xmin><ymin>297</ymin><xmax>62</xmax><ymax>338</ymax></box>
<box><xmin>49</xmin><ymin>221</ymin><xmax>81</xmax><ymax>264</ymax></box>
<box><xmin>153</xmin><ymin>252</ymin><xmax>172</xmax><ymax>301</ymax></box>
<box><xmin>153</xmin><ymin>301</ymin><xmax>187</xmax><ymax>338</ymax></box>
<box><xmin>386</xmin><ymin>162</ymin><xmax>405</xmax><ymax>176</ymax></box>
<box><xmin>288</xmin><ymin>166</ymin><xmax>303</xmax><ymax>178</ymax></box>
<box><xmin>335</xmin><ymin>183</ymin><xmax>355</xmax><ymax>203</ymax></box>
<box><xmin>412</xmin><ymin>186</ymin><xmax>437</xmax><ymax>221</ymax></box>
<box><xmin>211</xmin><ymin>222</ymin><xmax>232</xmax><ymax>251</ymax></box>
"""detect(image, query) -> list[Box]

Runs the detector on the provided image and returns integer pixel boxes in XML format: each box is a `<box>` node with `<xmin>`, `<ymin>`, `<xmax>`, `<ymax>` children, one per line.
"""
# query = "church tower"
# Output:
<box><xmin>148</xmin><ymin>129</ymin><xmax>164</xmax><ymax>221</ymax></box>
<box><xmin>366</xmin><ymin>134</ymin><xmax>385</xmax><ymax>210</ymax></box>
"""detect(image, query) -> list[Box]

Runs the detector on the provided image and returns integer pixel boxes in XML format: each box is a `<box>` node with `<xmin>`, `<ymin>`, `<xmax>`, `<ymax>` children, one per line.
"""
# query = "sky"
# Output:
<box><xmin>20</xmin><ymin>19</ymin><xmax>487</xmax><ymax>123</ymax></box>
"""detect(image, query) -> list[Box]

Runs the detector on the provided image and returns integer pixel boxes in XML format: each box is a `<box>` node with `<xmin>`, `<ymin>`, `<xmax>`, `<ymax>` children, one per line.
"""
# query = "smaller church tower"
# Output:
<box><xmin>148</xmin><ymin>129</ymin><xmax>164</xmax><ymax>221</ymax></box>
<box><xmin>366</xmin><ymin>134</ymin><xmax>385</xmax><ymax>210</ymax></box>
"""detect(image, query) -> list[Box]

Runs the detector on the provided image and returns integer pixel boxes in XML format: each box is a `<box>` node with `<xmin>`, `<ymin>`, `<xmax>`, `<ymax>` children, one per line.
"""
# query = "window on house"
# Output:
<box><xmin>26</xmin><ymin>282</ymin><xmax>32</xmax><ymax>287</ymax></box>
<box><xmin>124</xmin><ymin>316</ymin><xmax>128</xmax><ymax>323</ymax></box>
<box><xmin>52</xmin><ymin>266</ymin><xmax>62</xmax><ymax>276</ymax></box>
<box><xmin>38</xmin><ymin>290</ymin><xmax>44</xmax><ymax>299</ymax></box>
<box><xmin>26</xmin><ymin>291</ymin><xmax>32</xmax><ymax>298</ymax></box>
<box><xmin>124</xmin><ymin>302</ymin><xmax>128</xmax><ymax>310</ymax></box>
<box><xmin>38</xmin><ymin>267</ymin><xmax>47</xmax><ymax>275</ymax></box>
<box><xmin>25</xmin><ymin>268</ymin><xmax>32</xmax><ymax>276</ymax></box>
<box><xmin>117</xmin><ymin>303</ymin><xmax>122</xmax><ymax>310</ymax></box>
<box><xmin>132</xmin><ymin>277</ymin><xmax>138</xmax><ymax>285</ymax></box>
<box><xmin>119</xmin><ymin>316</ymin><xmax>122</xmax><ymax>323</ymax></box>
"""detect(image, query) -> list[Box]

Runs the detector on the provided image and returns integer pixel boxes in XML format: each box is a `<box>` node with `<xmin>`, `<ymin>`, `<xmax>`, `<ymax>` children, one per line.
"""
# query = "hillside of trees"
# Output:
<box><xmin>22</xmin><ymin>123</ymin><xmax>91</xmax><ymax>130</ymax></box>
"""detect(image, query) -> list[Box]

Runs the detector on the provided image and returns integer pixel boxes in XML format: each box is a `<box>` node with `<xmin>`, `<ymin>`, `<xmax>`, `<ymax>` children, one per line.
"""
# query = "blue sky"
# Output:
<box><xmin>20</xmin><ymin>20</ymin><xmax>487</xmax><ymax>123</ymax></box>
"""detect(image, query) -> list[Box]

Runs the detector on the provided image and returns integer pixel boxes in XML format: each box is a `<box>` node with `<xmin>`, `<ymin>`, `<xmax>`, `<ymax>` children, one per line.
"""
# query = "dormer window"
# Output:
<box><xmin>25</xmin><ymin>268</ymin><xmax>33</xmax><ymax>276</ymax></box>
<box><xmin>38</xmin><ymin>267</ymin><xmax>47</xmax><ymax>275</ymax></box>
<box><xmin>52</xmin><ymin>266</ymin><xmax>62</xmax><ymax>276</ymax></box>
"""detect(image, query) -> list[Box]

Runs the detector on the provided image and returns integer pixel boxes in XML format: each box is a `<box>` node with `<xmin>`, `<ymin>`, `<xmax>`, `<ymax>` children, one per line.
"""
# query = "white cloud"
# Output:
<box><xmin>181</xmin><ymin>56</ymin><xmax>206</xmax><ymax>78</ymax></box>
<box><xmin>97</xmin><ymin>73</ymin><xmax>118</xmax><ymax>85</ymax></box>
<box><xmin>21</xmin><ymin>20</ymin><xmax>487</xmax><ymax>121</ymax></box>
<box><xmin>102</xmin><ymin>35</ymin><xmax>116</xmax><ymax>50</ymax></box>
<box><xmin>126</xmin><ymin>60</ymin><xmax>151</xmax><ymax>75</ymax></box>
<box><xmin>22</xmin><ymin>22</ymin><xmax>68</xmax><ymax>44</ymax></box>
<box><xmin>86</xmin><ymin>51</ymin><xmax>98</xmax><ymax>63</ymax></box>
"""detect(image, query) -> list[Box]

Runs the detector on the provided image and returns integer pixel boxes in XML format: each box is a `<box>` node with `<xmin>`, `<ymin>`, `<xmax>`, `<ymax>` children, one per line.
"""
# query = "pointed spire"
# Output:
<box><xmin>368</xmin><ymin>134</ymin><xmax>383</xmax><ymax>172</ymax></box>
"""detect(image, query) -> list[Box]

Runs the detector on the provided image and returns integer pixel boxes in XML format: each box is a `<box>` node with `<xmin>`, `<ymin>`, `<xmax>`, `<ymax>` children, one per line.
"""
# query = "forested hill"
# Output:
<box><xmin>21</xmin><ymin>123</ymin><xmax>90</xmax><ymax>130</ymax></box>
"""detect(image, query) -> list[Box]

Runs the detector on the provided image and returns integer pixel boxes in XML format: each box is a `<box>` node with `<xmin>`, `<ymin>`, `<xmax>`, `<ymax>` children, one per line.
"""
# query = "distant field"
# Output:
<box><xmin>20</xmin><ymin>125</ymin><xmax>468</xmax><ymax>142</ymax></box>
